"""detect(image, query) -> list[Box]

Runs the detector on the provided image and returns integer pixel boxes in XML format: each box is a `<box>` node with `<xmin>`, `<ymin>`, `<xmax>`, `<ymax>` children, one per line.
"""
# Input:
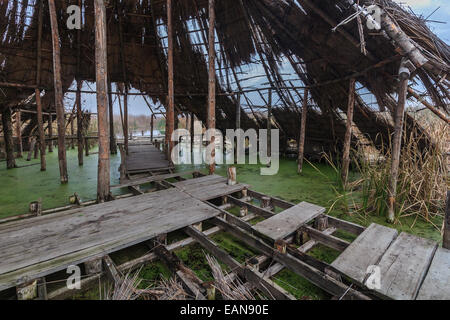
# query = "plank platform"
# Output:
<box><xmin>253</xmin><ymin>202</ymin><xmax>325</xmax><ymax>240</ymax></box>
<box><xmin>331</xmin><ymin>223</ymin><xmax>398</xmax><ymax>284</ymax></box>
<box><xmin>0</xmin><ymin>188</ymin><xmax>219</xmax><ymax>291</ymax></box>
<box><xmin>416</xmin><ymin>247</ymin><xmax>450</xmax><ymax>300</ymax></box>
<box><xmin>122</xmin><ymin>143</ymin><xmax>172</xmax><ymax>174</ymax></box>
<box><xmin>172</xmin><ymin>175</ymin><xmax>249</xmax><ymax>201</ymax></box>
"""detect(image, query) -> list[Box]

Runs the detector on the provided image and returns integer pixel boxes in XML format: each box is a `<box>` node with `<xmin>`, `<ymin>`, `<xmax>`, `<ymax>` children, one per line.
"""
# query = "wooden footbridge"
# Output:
<box><xmin>0</xmin><ymin>144</ymin><xmax>448</xmax><ymax>300</ymax></box>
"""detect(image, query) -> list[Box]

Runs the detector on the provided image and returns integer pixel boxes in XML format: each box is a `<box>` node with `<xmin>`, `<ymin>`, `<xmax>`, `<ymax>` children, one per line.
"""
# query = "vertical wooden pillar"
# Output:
<box><xmin>207</xmin><ymin>0</ymin><xmax>216</xmax><ymax>175</ymax></box>
<box><xmin>235</xmin><ymin>93</ymin><xmax>241</xmax><ymax>163</ymax></box>
<box><xmin>444</xmin><ymin>191</ymin><xmax>450</xmax><ymax>249</ymax></box>
<box><xmin>108</xmin><ymin>81</ymin><xmax>117</xmax><ymax>154</ymax></box>
<box><xmin>123</xmin><ymin>88</ymin><xmax>129</xmax><ymax>154</ymax></box>
<box><xmin>341</xmin><ymin>79</ymin><xmax>355</xmax><ymax>185</ymax></box>
<box><xmin>2</xmin><ymin>107</ymin><xmax>16</xmax><ymax>169</ymax></box>
<box><xmin>15</xmin><ymin>111</ymin><xmax>23</xmax><ymax>158</ymax></box>
<box><xmin>70</xmin><ymin>117</ymin><xmax>75</xmax><ymax>149</ymax></box>
<box><xmin>35</xmin><ymin>89</ymin><xmax>46</xmax><ymax>171</ymax></box>
<box><xmin>48</xmin><ymin>113</ymin><xmax>53</xmax><ymax>152</ymax></box>
<box><xmin>190</xmin><ymin>112</ymin><xmax>195</xmax><ymax>156</ymax></box>
<box><xmin>94</xmin><ymin>0</ymin><xmax>111</xmax><ymax>203</ymax></box>
<box><xmin>150</xmin><ymin>114</ymin><xmax>154</xmax><ymax>142</ymax></box>
<box><xmin>387</xmin><ymin>60</ymin><xmax>410</xmax><ymax>223</ymax></box>
<box><xmin>166</xmin><ymin>0</ymin><xmax>175</xmax><ymax>163</ymax></box>
<box><xmin>76</xmin><ymin>81</ymin><xmax>84</xmax><ymax>165</ymax></box>
<box><xmin>267</xmin><ymin>89</ymin><xmax>272</xmax><ymax>160</ymax></box>
<box><xmin>48</xmin><ymin>0</ymin><xmax>68</xmax><ymax>184</ymax></box>
<box><xmin>297</xmin><ymin>89</ymin><xmax>309</xmax><ymax>174</ymax></box>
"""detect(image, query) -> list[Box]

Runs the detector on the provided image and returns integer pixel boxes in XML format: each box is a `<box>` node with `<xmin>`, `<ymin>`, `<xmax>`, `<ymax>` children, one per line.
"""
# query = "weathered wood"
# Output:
<box><xmin>47</xmin><ymin>113</ymin><xmax>53</xmax><ymax>153</ymax></box>
<box><xmin>94</xmin><ymin>0</ymin><xmax>111</xmax><ymax>203</ymax></box>
<box><xmin>298</xmin><ymin>88</ymin><xmax>308</xmax><ymax>174</ymax></box>
<box><xmin>35</xmin><ymin>89</ymin><xmax>46</xmax><ymax>171</ymax></box>
<box><xmin>48</xmin><ymin>0</ymin><xmax>68</xmax><ymax>184</ymax></box>
<box><xmin>416</xmin><ymin>247</ymin><xmax>450</xmax><ymax>300</ymax></box>
<box><xmin>111</xmin><ymin>171</ymin><xmax>196</xmax><ymax>189</ymax></box>
<box><xmin>327</xmin><ymin>216</ymin><xmax>365</xmax><ymax>236</ymax></box>
<box><xmin>185</xmin><ymin>226</ymin><xmax>295</xmax><ymax>300</ymax></box>
<box><xmin>0</xmin><ymin>188</ymin><xmax>219</xmax><ymax>291</ymax></box>
<box><xmin>207</xmin><ymin>0</ymin><xmax>216</xmax><ymax>175</ymax></box>
<box><xmin>27</xmin><ymin>137</ymin><xmax>36</xmax><ymax>162</ymax></box>
<box><xmin>302</xmin><ymin>226</ymin><xmax>350</xmax><ymax>252</ymax></box>
<box><xmin>253</xmin><ymin>202</ymin><xmax>325</xmax><ymax>240</ymax></box>
<box><xmin>387</xmin><ymin>60</ymin><xmax>410</xmax><ymax>222</ymax></box>
<box><xmin>1</xmin><ymin>108</ymin><xmax>16</xmax><ymax>169</ymax></box>
<box><xmin>103</xmin><ymin>255</ymin><xmax>121</xmax><ymax>284</ymax></box>
<box><xmin>108</xmin><ymin>81</ymin><xmax>117</xmax><ymax>155</ymax></box>
<box><xmin>84</xmin><ymin>258</ymin><xmax>103</xmax><ymax>275</ymax></box>
<box><xmin>444</xmin><ymin>191</ymin><xmax>450</xmax><ymax>249</ymax></box>
<box><xmin>341</xmin><ymin>79</ymin><xmax>355</xmax><ymax>185</ymax></box>
<box><xmin>375</xmin><ymin>232</ymin><xmax>437</xmax><ymax>300</ymax></box>
<box><xmin>331</xmin><ymin>223</ymin><xmax>398</xmax><ymax>284</ymax></box>
<box><xmin>166</xmin><ymin>0</ymin><xmax>175</xmax><ymax>162</ymax></box>
<box><xmin>76</xmin><ymin>81</ymin><xmax>84</xmax><ymax>166</ymax></box>
<box><xmin>15</xmin><ymin>111</ymin><xmax>22</xmax><ymax>158</ymax></box>
<box><xmin>227</xmin><ymin>166</ymin><xmax>236</xmax><ymax>185</ymax></box>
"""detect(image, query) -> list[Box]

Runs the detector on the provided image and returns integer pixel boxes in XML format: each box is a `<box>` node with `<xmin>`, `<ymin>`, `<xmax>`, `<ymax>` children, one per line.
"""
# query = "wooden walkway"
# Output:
<box><xmin>119</xmin><ymin>142</ymin><xmax>173</xmax><ymax>179</ymax></box>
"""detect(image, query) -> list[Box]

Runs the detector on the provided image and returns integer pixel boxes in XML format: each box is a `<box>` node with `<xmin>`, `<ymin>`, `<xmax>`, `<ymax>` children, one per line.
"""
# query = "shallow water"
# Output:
<box><xmin>0</xmin><ymin>146</ymin><xmax>121</xmax><ymax>218</ymax></box>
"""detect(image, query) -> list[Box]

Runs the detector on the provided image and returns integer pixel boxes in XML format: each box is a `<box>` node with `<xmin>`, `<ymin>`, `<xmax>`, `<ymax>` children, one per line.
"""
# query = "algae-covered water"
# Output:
<box><xmin>0</xmin><ymin>146</ymin><xmax>122</xmax><ymax>218</ymax></box>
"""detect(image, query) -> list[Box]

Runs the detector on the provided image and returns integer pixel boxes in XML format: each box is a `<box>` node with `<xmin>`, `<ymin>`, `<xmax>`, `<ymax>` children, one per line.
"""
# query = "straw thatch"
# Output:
<box><xmin>0</xmin><ymin>0</ymin><xmax>448</xmax><ymax>153</ymax></box>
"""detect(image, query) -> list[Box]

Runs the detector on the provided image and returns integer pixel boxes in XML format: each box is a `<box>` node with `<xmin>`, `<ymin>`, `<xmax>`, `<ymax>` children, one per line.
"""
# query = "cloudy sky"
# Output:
<box><xmin>71</xmin><ymin>0</ymin><xmax>449</xmax><ymax>117</ymax></box>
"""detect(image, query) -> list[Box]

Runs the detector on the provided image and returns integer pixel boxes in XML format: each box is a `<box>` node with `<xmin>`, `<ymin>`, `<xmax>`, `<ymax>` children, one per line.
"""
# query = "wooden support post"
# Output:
<box><xmin>166</xmin><ymin>0</ymin><xmax>175</xmax><ymax>163</ymax></box>
<box><xmin>108</xmin><ymin>81</ymin><xmax>117</xmax><ymax>154</ymax></box>
<box><xmin>444</xmin><ymin>191</ymin><xmax>450</xmax><ymax>249</ymax></box>
<box><xmin>76</xmin><ymin>81</ymin><xmax>84</xmax><ymax>165</ymax></box>
<box><xmin>35</xmin><ymin>89</ymin><xmax>46</xmax><ymax>171</ymax></box>
<box><xmin>85</xmin><ymin>137</ymin><xmax>89</xmax><ymax>156</ymax></box>
<box><xmin>150</xmin><ymin>114</ymin><xmax>154</xmax><ymax>142</ymax></box>
<box><xmin>48</xmin><ymin>0</ymin><xmax>68</xmax><ymax>184</ymax></box>
<box><xmin>124</xmin><ymin>88</ymin><xmax>129</xmax><ymax>154</ymax></box>
<box><xmin>94</xmin><ymin>0</ymin><xmax>111</xmax><ymax>203</ymax></box>
<box><xmin>27</xmin><ymin>137</ymin><xmax>36</xmax><ymax>161</ymax></box>
<box><xmin>235</xmin><ymin>93</ymin><xmax>241</xmax><ymax>163</ymax></box>
<box><xmin>47</xmin><ymin>113</ymin><xmax>53</xmax><ymax>153</ymax></box>
<box><xmin>190</xmin><ymin>112</ymin><xmax>195</xmax><ymax>158</ymax></box>
<box><xmin>297</xmin><ymin>89</ymin><xmax>308</xmax><ymax>174</ymax></box>
<box><xmin>29</xmin><ymin>199</ymin><xmax>42</xmax><ymax>216</ymax></box>
<box><xmin>388</xmin><ymin>60</ymin><xmax>410</xmax><ymax>223</ymax></box>
<box><xmin>34</xmin><ymin>140</ymin><xmax>39</xmax><ymax>159</ymax></box>
<box><xmin>207</xmin><ymin>0</ymin><xmax>216</xmax><ymax>175</ymax></box>
<box><xmin>70</xmin><ymin>117</ymin><xmax>75</xmax><ymax>149</ymax></box>
<box><xmin>2</xmin><ymin>107</ymin><xmax>16</xmax><ymax>169</ymax></box>
<box><xmin>267</xmin><ymin>89</ymin><xmax>272</xmax><ymax>160</ymax></box>
<box><xmin>227</xmin><ymin>166</ymin><xmax>236</xmax><ymax>185</ymax></box>
<box><xmin>15</xmin><ymin>111</ymin><xmax>22</xmax><ymax>158</ymax></box>
<box><xmin>341</xmin><ymin>79</ymin><xmax>355</xmax><ymax>186</ymax></box>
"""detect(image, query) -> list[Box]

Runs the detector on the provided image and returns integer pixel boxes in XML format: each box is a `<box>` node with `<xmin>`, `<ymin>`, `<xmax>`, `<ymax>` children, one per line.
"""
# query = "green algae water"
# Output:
<box><xmin>0</xmin><ymin>146</ymin><xmax>122</xmax><ymax>218</ymax></box>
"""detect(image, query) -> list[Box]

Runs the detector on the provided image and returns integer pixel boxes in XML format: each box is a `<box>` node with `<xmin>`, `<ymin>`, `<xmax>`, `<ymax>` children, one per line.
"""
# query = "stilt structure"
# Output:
<box><xmin>48</xmin><ymin>0</ymin><xmax>68</xmax><ymax>184</ymax></box>
<box><xmin>94</xmin><ymin>0</ymin><xmax>111</xmax><ymax>203</ymax></box>
<box><xmin>48</xmin><ymin>114</ymin><xmax>53</xmax><ymax>153</ymax></box>
<box><xmin>15</xmin><ymin>111</ymin><xmax>22</xmax><ymax>158</ymax></box>
<box><xmin>108</xmin><ymin>81</ymin><xmax>117</xmax><ymax>154</ymax></box>
<box><xmin>207</xmin><ymin>0</ymin><xmax>216</xmax><ymax>175</ymax></box>
<box><xmin>341</xmin><ymin>78</ymin><xmax>355</xmax><ymax>185</ymax></box>
<box><xmin>190</xmin><ymin>112</ymin><xmax>195</xmax><ymax>159</ymax></box>
<box><xmin>387</xmin><ymin>59</ymin><xmax>411</xmax><ymax>223</ymax></box>
<box><xmin>76</xmin><ymin>0</ymin><xmax>84</xmax><ymax>166</ymax></box>
<box><xmin>2</xmin><ymin>107</ymin><xmax>16</xmax><ymax>169</ymax></box>
<box><xmin>297</xmin><ymin>89</ymin><xmax>308</xmax><ymax>174</ymax></box>
<box><xmin>35</xmin><ymin>89</ymin><xmax>46</xmax><ymax>171</ymax></box>
<box><xmin>150</xmin><ymin>114</ymin><xmax>154</xmax><ymax>142</ymax></box>
<box><xmin>166</xmin><ymin>0</ymin><xmax>175</xmax><ymax>163</ymax></box>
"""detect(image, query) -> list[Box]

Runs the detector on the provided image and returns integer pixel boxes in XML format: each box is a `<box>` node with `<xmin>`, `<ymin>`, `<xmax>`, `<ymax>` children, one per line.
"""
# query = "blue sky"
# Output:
<box><xmin>68</xmin><ymin>0</ymin><xmax>449</xmax><ymax>117</ymax></box>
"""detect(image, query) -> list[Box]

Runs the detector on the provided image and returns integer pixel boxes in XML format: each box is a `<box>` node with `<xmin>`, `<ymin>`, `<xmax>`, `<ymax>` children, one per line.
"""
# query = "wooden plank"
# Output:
<box><xmin>111</xmin><ymin>171</ymin><xmax>196</xmax><ymax>189</ymax></box>
<box><xmin>331</xmin><ymin>223</ymin><xmax>398</xmax><ymax>284</ymax></box>
<box><xmin>302</xmin><ymin>226</ymin><xmax>350</xmax><ymax>252</ymax></box>
<box><xmin>253</xmin><ymin>202</ymin><xmax>325</xmax><ymax>240</ymax></box>
<box><xmin>0</xmin><ymin>189</ymin><xmax>219</xmax><ymax>291</ymax></box>
<box><xmin>375</xmin><ymin>232</ymin><xmax>437</xmax><ymax>300</ymax></box>
<box><xmin>416</xmin><ymin>247</ymin><xmax>450</xmax><ymax>300</ymax></box>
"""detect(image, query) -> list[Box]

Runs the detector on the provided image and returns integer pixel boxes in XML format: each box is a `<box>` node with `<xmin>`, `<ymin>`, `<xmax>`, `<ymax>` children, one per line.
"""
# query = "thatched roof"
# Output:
<box><xmin>1</xmin><ymin>0</ymin><xmax>449</xmax><ymax>151</ymax></box>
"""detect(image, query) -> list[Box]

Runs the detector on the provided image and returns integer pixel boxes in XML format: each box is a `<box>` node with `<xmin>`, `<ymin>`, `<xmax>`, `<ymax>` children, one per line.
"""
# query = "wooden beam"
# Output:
<box><xmin>444</xmin><ymin>191</ymin><xmax>450</xmax><ymax>250</ymax></box>
<box><xmin>407</xmin><ymin>88</ymin><xmax>449</xmax><ymax>124</ymax></box>
<box><xmin>388</xmin><ymin>60</ymin><xmax>410</xmax><ymax>223</ymax></box>
<box><xmin>35</xmin><ymin>89</ymin><xmax>46</xmax><ymax>171</ymax></box>
<box><xmin>47</xmin><ymin>113</ymin><xmax>53</xmax><ymax>153</ymax></box>
<box><xmin>166</xmin><ymin>0</ymin><xmax>175</xmax><ymax>163</ymax></box>
<box><xmin>341</xmin><ymin>79</ymin><xmax>355</xmax><ymax>185</ymax></box>
<box><xmin>298</xmin><ymin>89</ymin><xmax>308</xmax><ymax>174</ymax></box>
<box><xmin>301</xmin><ymin>226</ymin><xmax>350</xmax><ymax>252</ymax></box>
<box><xmin>76</xmin><ymin>0</ymin><xmax>83</xmax><ymax>166</ymax></box>
<box><xmin>207</xmin><ymin>0</ymin><xmax>216</xmax><ymax>175</ymax></box>
<box><xmin>48</xmin><ymin>0</ymin><xmax>68</xmax><ymax>183</ymax></box>
<box><xmin>94</xmin><ymin>0</ymin><xmax>111</xmax><ymax>203</ymax></box>
<box><xmin>108</xmin><ymin>81</ymin><xmax>117</xmax><ymax>155</ymax></box>
<box><xmin>2</xmin><ymin>107</ymin><xmax>16</xmax><ymax>169</ymax></box>
<box><xmin>15</xmin><ymin>111</ymin><xmax>22</xmax><ymax>158</ymax></box>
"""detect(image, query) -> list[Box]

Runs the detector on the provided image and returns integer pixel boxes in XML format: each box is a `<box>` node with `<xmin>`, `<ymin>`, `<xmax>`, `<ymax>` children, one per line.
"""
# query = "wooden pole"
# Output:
<box><xmin>48</xmin><ymin>0</ymin><xmax>68</xmax><ymax>184</ymax></box>
<box><xmin>124</xmin><ymin>88</ymin><xmax>129</xmax><ymax>154</ymax></box>
<box><xmin>297</xmin><ymin>89</ymin><xmax>309</xmax><ymax>174</ymax></box>
<box><xmin>166</xmin><ymin>0</ymin><xmax>175</xmax><ymax>163</ymax></box>
<box><xmin>94</xmin><ymin>0</ymin><xmax>111</xmax><ymax>203</ymax></box>
<box><xmin>35</xmin><ymin>89</ymin><xmax>46</xmax><ymax>171</ymax></box>
<box><xmin>267</xmin><ymin>89</ymin><xmax>272</xmax><ymax>160</ymax></box>
<box><xmin>207</xmin><ymin>0</ymin><xmax>216</xmax><ymax>175</ymax></box>
<box><xmin>48</xmin><ymin>113</ymin><xmax>53</xmax><ymax>153</ymax></box>
<box><xmin>70</xmin><ymin>117</ymin><xmax>75</xmax><ymax>149</ymax></box>
<box><xmin>235</xmin><ymin>93</ymin><xmax>241</xmax><ymax>163</ymax></box>
<box><xmin>387</xmin><ymin>60</ymin><xmax>410</xmax><ymax>223</ymax></box>
<box><xmin>15</xmin><ymin>111</ymin><xmax>22</xmax><ymax>158</ymax></box>
<box><xmin>108</xmin><ymin>81</ymin><xmax>117</xmax><ymax>154</ymax></box>
<box><xmin>76</xmin><ymin>81</ymin><xmax>84</xmax><ymax>165</ymax></box>
<box><xmin>341</xmin><ymin>79</ymin><xmax>356</xmax><ymax>185</ymax></box>
<box><xmin>190</xmin><ymin>112</ymin><xmax>195</xmax><ymax>161</ymax></box>
<box><xmin>444</xmin><ymin>191</ymin><xmax>450</xmax><ymax>249</ymax></box>
<box><xmin>2</xmin><ymin>108</ymin><xmax>16</xmax><ymax>169</ymax></box>
<box><xmin>150</xmin><ymin>114</ymin><xmax>154</xmax><ymax>142</ymax></box>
